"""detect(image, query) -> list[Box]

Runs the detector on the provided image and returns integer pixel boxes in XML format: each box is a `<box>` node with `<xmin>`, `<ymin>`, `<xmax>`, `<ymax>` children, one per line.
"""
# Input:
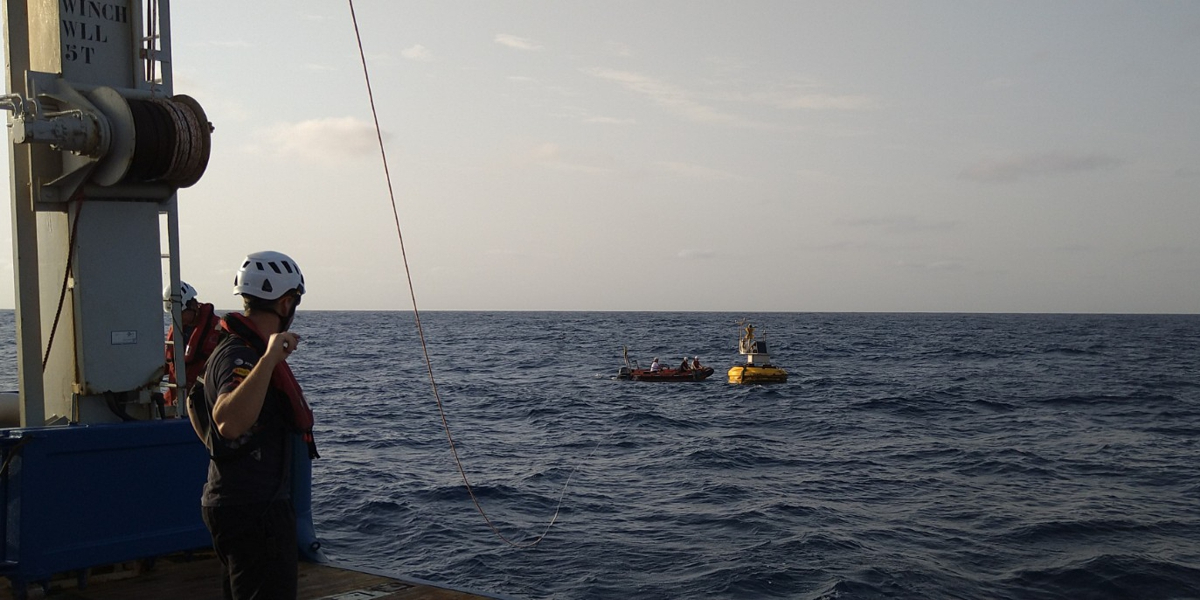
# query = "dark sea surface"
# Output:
<box><xmin>4</xmin><ymin>311</ymin><xmax>1200</xmax><ymax>599</ymax></box>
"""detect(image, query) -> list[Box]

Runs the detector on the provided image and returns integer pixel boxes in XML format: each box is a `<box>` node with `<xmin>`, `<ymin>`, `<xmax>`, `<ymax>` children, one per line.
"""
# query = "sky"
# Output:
<box><xmin>3</xmin><ymin>1</ymin><xmax>1199</xmax><ymax>312</ymax></box>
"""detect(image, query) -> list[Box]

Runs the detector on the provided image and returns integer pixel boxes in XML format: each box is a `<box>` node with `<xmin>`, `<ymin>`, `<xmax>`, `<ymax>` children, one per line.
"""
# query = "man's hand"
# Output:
<box><xmin>266</xmin><ymin>332</ymin><xmax>300</xmax><ymax>361</ymax></box>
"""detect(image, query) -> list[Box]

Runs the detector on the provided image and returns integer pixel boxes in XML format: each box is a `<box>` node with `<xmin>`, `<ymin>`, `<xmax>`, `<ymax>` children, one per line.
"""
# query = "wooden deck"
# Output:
<box><xmin>0</xmin><ymin>551</ymin><xmax>506</xmax><ymax>600</ymax></box>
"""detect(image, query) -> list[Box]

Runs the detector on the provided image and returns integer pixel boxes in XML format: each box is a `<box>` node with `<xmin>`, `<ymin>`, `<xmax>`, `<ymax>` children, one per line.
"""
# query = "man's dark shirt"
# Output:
<box><xmin>200</xmin><ymin>336</ymin><xmax>292</xmax><ymax>507</ymax></box>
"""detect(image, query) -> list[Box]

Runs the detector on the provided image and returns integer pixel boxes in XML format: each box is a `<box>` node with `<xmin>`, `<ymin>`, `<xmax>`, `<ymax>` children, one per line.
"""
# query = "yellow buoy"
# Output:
<box><xmin>728</xmin><ymin>322</ymin><xmax>789</xmax><ymax>384</ymax></box>
<box><xmin>728</xmin><ymin>365</ymin><xmax>789</xmax><ymax>384</ymax></box>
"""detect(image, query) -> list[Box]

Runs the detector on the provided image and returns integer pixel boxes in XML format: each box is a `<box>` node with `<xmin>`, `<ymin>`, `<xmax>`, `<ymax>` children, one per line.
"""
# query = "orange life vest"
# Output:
<box><xmin>164</xmin><ymin>302</ymin><xmax>221</xmax><ymax>404</ymax></box>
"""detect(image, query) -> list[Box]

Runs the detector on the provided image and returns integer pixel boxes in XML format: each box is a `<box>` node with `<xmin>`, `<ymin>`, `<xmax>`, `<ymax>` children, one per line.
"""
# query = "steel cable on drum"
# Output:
<box><xmin>346</xmin><ymin>0</ymin><xmax>589</xmax><ymax>549</ymax></box>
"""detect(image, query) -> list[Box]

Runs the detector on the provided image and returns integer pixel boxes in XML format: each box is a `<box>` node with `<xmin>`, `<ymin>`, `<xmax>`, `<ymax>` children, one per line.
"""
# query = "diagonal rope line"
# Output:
<box><xmin>43</xmin><ymin>196</ymin><xmax>86</xmax><ymax>373</ymax></box>
<box><xmin>347</xmin><ymin>0</ymin><xmax>577</xmax><ymax>549</ymax></box>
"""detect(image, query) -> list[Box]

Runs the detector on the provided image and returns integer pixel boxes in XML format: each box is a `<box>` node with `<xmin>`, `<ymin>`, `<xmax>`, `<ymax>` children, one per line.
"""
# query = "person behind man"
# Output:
<box><xmin>190</xmin><ymin>250</ymin><xmax>318</xmax><ymax>600</ymax></box>
<box><xmin>649</xmin><ymin>357</ymin><xmax>661</xmax><ymax>372</ymax></box>
<box><xmin>678</xmin><ymin>357</ymin><xmax>691</xmax><ymax>371</ymax></box>
<box><xmin>692</xmin><ymin>356</ymin><xmax>702</xmax><ymax>370</ymax></box>
<box><xmin>163</xmin><ymin>281</ymin><xmax>222</xmax><ymax>408</ymax></box>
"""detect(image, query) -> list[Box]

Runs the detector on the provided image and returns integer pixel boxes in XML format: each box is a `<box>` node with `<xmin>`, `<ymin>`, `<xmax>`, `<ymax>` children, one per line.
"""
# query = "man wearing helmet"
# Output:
<box><xmin>163</xmin><ymin>281</ymin><xmax>221</xmax><ymax>409</ymax></box>
<box><xmin>191</xmin><ymin>250</ymin><xmax>317</xmax><ymax>600</ymax></box>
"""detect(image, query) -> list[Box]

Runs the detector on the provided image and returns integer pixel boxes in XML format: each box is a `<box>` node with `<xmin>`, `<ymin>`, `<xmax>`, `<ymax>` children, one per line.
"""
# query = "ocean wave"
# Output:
<box><xmin>1000</xmin><ymin>553</ymin><xmax>1200</xmax><ymax>600</ymax></box>
<box><xmin>7</xmin><ymin>310</ymin><xmax>1196</xmax><ymax>599</ymax></box>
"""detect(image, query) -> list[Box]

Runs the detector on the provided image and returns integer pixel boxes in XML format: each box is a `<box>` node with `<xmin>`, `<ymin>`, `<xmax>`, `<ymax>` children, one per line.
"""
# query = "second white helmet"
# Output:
<box><xmin>232</xmin><ymin>251</ymin><xmax>305</xmax><ymax>300</ymax></box>
<box><xmin>163</xmin><ymin>280</ymin><xmax>198</xmax><ymax>313</ymax></box>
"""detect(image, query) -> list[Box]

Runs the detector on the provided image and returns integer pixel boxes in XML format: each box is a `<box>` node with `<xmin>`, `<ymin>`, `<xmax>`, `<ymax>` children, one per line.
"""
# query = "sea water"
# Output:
<box><xmin>2</xmin><ymin>311</ymin><xmax>1199</xmax><ymax>599</ymax></box>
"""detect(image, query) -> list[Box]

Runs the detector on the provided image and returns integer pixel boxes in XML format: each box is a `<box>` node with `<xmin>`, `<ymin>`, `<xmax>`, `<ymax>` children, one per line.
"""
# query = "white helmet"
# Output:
<box><xmin>163</xmin><ymin>280</ymin><xmax>198</xmax><ymax>313</ymax></box>
<box><xmin>233</xmin><ymin>251</ymin><xmax>305</xmax><ymax>300</ymax></box>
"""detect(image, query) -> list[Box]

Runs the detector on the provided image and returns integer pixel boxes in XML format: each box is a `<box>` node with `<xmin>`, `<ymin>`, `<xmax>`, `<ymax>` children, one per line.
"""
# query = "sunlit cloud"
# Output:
<box><xmin>525</xmin><ymin>142</ymin><xmax>612</xmax><ymax>174</ymax></box>
<box><xmin>960</xmin><ymin>152</ymin><xmax>1121</xmax><ymax>183</ymax></box>
<box><xmin>584</xmin><ymin>68</ymin><xmax>765</xmax><ymax>128</ymax></box>
<box><xmin>530</xmin><ymin>142</ymin><xmax>561</xmax><ymax>161</ymax></box>
<box><xmin>401</xmin><ymin>44</ymin><xmax>432</xmax><ymax>61</ymax></box>
<box><xmin>496</xmin><ymin>34</ymin><xmax>544</xmax><ymax>51</ymax></box>
<box><xmin>255</xmin><ymin>117</ymin><xmax>385</xmax><ymax>163</ymax></box>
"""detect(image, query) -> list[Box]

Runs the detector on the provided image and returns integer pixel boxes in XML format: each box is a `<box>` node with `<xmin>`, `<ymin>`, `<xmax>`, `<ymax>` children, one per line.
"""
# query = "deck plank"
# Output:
<box><xmin>0</xmin><ymin>552</ymin><xmax>499</xmax><ymax>600</ymax></box>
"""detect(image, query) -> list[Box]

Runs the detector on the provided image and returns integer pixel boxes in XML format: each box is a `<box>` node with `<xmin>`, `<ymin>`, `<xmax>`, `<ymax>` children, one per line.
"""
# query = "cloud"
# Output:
<box><xmin>495</xmin><ymin>34</ymin><xmax>544</xmax><ymax>51</ymax></box>
<box><xmin>401</xmin><ymin>44</ymin><xmax>432</xmax><ymax>61</ymax></box>
<box><xmin>256</xmin><ymin>117</ymin><xmax>385</xmax><ymax>163</ymax></box>
<box><xmin>960</xmin><ymin>152</ymin><xmax>1121</xmax><ymax>183</ymax></box>
<box><xmin>659</xmin><ymin>161</ymin><xmax>748</xmax><ymax>182</ymax></box>
<box><xmin>525</xmin><ymin>142</ymin><xmax>612</xmax><ymax>174</ymax></box>
<box><xmin>584</xmin><ymin>68</ymin><xmax>765</xmax><ymax>128</ymax></box>
<box><xmin>531</xmin><ymin>142</ymin><xmax>561</xmax><ymax>161</ymax></box>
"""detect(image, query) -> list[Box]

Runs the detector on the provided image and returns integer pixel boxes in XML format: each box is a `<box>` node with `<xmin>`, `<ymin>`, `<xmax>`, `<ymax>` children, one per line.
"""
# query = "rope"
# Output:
<box><xmin>347</xmin><ymin>0</ymin><xmax>580</xmax><ymax>549</ymax></box>
<box><xmin>0</xmin><ymin>435</ymin><xmax>32</xmax><ymax>478</ymax></box>
<box><xmin>42</xmin><ymin>196</ymin><xmax>86</xmax><ymax>373</ymax></box>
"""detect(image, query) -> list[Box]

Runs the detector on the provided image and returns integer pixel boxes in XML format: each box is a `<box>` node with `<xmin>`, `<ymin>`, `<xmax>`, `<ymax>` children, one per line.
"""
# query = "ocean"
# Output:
<box><xmin>3</xmin><ymin>311</ymin><xmax>1200</xmax><ymax>599</ymax></box>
